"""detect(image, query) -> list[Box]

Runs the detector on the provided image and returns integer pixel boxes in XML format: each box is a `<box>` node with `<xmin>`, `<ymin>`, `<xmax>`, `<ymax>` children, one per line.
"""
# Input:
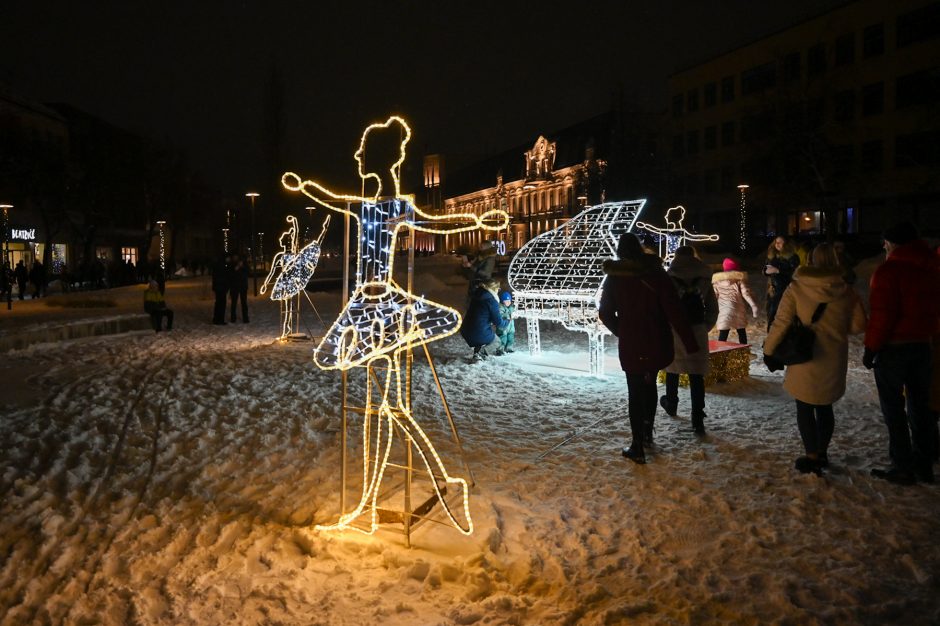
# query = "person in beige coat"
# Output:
<box><xmin>712</xmin><ymin>257</ymin><xmax>759</xmax><ymax>344</ymax></box>
<box><xmin>763</xmin><ymin>243</ymin><xmax>867</xmax><ymax>474</ymax></box>
<box><xmin>661</xmin><ymin>246</ymin><xmax>719</xmax><ymax>435</ymax></box>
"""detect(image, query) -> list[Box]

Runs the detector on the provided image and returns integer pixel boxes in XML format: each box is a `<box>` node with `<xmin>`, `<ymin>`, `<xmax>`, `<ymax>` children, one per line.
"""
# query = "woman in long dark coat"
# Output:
<box><xmin>763</xmin><ymin>236</ymin><xmax>800</xmax><ymax>330</ymax></box>
<box><xmin>599</xmin><ymin>234</ymin><xmax>698</xmax><ymax>464</ymax></box>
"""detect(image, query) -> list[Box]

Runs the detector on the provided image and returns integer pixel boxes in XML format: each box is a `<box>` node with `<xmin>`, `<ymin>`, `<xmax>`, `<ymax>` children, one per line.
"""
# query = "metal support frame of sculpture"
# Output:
<box><xmin>507</xmin><ymin>200</ymin><xmax>647</xmax><ymax>376</ymax></box>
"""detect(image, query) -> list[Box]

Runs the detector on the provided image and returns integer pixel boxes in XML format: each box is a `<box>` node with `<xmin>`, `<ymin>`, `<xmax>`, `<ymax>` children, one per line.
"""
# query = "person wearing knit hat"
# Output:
<box><xmin>866</xmin><ymin>220</ymin><xmax>940</xmax><ymax>484</ymax></box>
<box><xmin>494</xmin><ymin>291</ymin><xmax>516</xmax><ymax>355</ymax></box>
<box><xmin>712</xmin><ymin>257</ymin><xmax>759</xmax><ymax>345</ymax></box>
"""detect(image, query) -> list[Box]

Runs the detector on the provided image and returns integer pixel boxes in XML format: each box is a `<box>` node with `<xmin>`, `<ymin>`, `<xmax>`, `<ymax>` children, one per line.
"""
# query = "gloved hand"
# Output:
<box><xmin>763</xmin><ymin>353</ymin><xmax>784</xmax><ymax>372</ymax></box>
<box><xmin>862</xmin><ymin>348</ymin><xmax>877</xmax><ymax>370</ymax></box>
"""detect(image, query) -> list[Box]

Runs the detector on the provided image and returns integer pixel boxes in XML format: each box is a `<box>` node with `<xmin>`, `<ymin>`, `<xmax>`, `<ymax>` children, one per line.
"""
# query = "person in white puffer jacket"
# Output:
<box><xmin>711</xmin><ymin>257</ymin><xmax>759</xmax><ymax>345</ymax></box>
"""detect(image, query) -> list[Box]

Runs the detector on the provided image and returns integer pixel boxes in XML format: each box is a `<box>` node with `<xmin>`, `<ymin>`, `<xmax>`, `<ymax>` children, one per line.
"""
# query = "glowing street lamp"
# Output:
<box><xmin>156</xmin><ymin>220</ymin><xmax>167</xmax><ymax>272</ymax></box>
<box><xmin>1</xmin><ymin>204</ymin><xmax>12</xmax><ymax>310</ymax></box>
<box><xmin>737</xmin><ymin>184</ymin><xmax>749</xmax><ymax>253</ymax></box>
<box><xmin>246</xmin><ymin>192</ymin><xmax>260</xmax><ymax>296</ymax></box>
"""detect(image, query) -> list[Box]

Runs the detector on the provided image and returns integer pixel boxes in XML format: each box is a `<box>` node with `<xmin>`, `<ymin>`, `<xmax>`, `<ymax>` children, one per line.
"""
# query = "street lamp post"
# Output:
<box><xmin>737</xmin><ymin>184</ymin><xmax>750</xmax><ymax>253</ymax></box>
<box><xmin>222</xmin><ymin>228</ymin><xmax>230</xmax><ymax>254</ymax></box>
<box><xmin>1</xmin><ymin>204</ymin><xmax>11</xmax><ymax>310</ymax></box>
<box><xmin>257</xmin><ymin>232</ymin><xmax>264</xmax><ymax>273</ymax></box>
<box><xmin>246</xmin><ymin>192</ymin><xmax>259</xmax><ymax>296</ymax></box>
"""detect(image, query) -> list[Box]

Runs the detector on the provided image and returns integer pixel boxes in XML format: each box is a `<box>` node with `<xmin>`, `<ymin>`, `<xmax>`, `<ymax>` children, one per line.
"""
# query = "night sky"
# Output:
<box><xmin>2</xmin><ymin>0</ymin><xmax>847</xmax><ymax>199</ymax></box>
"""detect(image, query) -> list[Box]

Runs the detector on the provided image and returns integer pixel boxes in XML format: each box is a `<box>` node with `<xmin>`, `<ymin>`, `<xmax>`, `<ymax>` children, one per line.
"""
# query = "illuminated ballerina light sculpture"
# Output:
<box><xmin>260</xmin><ymin>213</ymin><xmax>331</xmax><ymax>340</ymax></box>
<box><xmin>508</xmin><ymin>200</ymin><xmax>647</xmax><ymax>376</ymax></box>
<box><xmin>635</xmin><ymin>205</ymin><xmax>719</xmax><ymax>268</ymax></box>
<box><xmin>282</xmin><ymin>116</ymin><xmax>508</xmax><ymax>539</ymax></box>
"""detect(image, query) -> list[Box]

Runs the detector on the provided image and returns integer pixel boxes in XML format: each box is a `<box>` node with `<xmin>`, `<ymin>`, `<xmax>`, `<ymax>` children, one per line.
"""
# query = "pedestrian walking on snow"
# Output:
<box><xmin>712</xmin><ymin>257</ymin><xmax>759</xmax><ymax>345</ymax></box>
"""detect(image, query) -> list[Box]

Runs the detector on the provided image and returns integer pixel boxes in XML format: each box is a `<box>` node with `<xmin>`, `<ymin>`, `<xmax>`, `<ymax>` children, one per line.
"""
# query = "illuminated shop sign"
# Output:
<box><xmin>10</xmin><ymin>228</ymin><xmax>36</xmax><ymax>241</ymax></box>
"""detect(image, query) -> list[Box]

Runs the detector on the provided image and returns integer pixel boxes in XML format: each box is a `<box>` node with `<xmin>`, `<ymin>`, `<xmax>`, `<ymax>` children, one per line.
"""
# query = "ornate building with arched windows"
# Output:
<box><xmin>427</xmin><ymin>114</ymin><xmax>612</xmax><ymax>255</ymax></box>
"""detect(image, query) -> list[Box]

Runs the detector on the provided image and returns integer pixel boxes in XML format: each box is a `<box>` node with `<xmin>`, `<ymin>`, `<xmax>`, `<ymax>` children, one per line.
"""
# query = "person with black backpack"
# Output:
<box><xmin>660</xmin><ymin>246</ymin><xmax>719</xmax><ymax>435</ymax></box>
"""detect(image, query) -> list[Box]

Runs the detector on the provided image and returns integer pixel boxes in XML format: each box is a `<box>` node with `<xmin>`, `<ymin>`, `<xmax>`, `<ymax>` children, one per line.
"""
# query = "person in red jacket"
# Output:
<box><xmin>865</xmin><ymin>221</ymin><xmax>940</xmax><ymax>485</ymax></box>
<box><xmin>600</xmin><ymin>233</ymin><xmax>698</xmax><ymax>464</ymax></box>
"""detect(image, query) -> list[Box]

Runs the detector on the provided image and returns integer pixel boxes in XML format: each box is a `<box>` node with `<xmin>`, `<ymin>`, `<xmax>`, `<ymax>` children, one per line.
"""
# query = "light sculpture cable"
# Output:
<box><xmin>635</xmin><ymin>205</ymin><xmax>719</xmax><ymax>267</ymax></box>
<box><xmin>283</xmin><ymin>115</ymin><xmax>508</xmax><ymax>536</ymax></box>
<box><xmin>156</xmin><ymin>220</ymin><xmax>166</xmax><ymax>272</ymax></box>
<box><xmin>507</xmin><ymin>200</ymin><xmax>647</xmax><ymax>376</ymax></box>
<box><xmin>261</xmin><ymin>214</ymin><xmax>331</xmax><ymax>340</ymax></box>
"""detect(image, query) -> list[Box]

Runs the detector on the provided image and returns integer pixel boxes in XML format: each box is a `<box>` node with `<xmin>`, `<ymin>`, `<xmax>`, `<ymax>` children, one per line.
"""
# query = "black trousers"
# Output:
<box><xmin>873</xmin><ymin>342</ymin><xmax>934</xmax><ymax>473</ymax></box>
<box><xmin>150</xmin><ymin>309</ymin><xmax>174</xmax><ymax>331</ymax></box>
<box><xmin>664</xmin><ymin>372</ymin><xmax>706</xmax><ymax>415</ymax></box>
<box><xmin>213</xmin><ymin>289</ymin><xmax>228</xmax><ymax>323</ymax></box>
<box><xmin>230</xmin><ymin>288</ymin><xmax>249</xmax><ymax>322</ymax></box>
<box><xmin>626</xmin><ymin>372</ymin><xmax>657</xmax><ymax>450</ymax></box>
<box><xmin>718</xmin><ymin>328</ymin><xmax>748</xmax><ymax>344</ymax></box>
<box><xmin>795</xmin><ymin>400</ymin><xmax>834</xmax><ymax>456</ymax></box>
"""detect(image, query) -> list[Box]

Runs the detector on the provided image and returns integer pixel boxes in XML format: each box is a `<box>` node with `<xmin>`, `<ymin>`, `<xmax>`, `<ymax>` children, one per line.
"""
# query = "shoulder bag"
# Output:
<box><xmin>771</xmin><ymin>302</ymin><xmax>827</xmax><ymax>365</ymax></box>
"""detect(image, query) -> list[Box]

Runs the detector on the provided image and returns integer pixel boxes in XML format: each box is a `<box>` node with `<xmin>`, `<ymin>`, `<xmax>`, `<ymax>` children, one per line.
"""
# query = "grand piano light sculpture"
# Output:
<box><xmin>260</xmin><ymin>213</ymin><xmax>331</xmax><ymax>341</ymax></box>
<box><xmin>507</xmin><ymin>199</ymin><xmax>646</xmax><ymax>376</ymax></box>
<box><xmin>635</xmin><ymin>205</ymin><xmax>718</xmax><ymax>268</ymax></box>
<box><xmin>282</xmin><ymin>115</ymin><xmax>508</xmax><ymax>542</ymax></box>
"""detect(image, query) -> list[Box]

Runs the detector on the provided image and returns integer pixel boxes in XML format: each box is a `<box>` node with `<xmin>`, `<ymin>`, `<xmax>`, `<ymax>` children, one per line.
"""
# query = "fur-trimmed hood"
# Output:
<box><xmin>712</xmin><ymin>270</ymin><xmax>746</xmax><ymax>283</ymax></box>
<box><xmin>791</xmin><ymin>265</ymin><xmax>849</xmax><ymax>303</ymax></box>
<box><xmin>603</xmin><ymin>254</ymin><xmax>664</xmax><ymax>277</ymax></box>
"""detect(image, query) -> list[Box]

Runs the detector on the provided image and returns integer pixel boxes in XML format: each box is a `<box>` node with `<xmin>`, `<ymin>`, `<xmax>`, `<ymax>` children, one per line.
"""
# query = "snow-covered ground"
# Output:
<box><xmin>1</xmin><ymin>256</ymin><xmax>938</xmax><ymax>625</ymax></box>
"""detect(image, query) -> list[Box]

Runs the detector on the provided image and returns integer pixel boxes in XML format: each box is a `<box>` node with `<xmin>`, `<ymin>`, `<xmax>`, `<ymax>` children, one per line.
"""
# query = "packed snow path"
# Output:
<box><xmin>1</xmin><ymin>259</ymin><xmax>938</xmax><ymax>625</ymax></box>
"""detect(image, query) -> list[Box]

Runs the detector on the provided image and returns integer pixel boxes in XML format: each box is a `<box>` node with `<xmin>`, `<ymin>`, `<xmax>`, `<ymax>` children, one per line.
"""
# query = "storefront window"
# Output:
<box><xmin>121</xmin><ymin>247</ymin><xmax>138</xmax><ymax>264</ymax></box>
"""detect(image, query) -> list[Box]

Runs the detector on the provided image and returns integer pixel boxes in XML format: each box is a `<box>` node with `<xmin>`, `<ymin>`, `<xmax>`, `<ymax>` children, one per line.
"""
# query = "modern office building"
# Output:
<box><xmin>667</xmin><ymin>0</ymin><xmax>940</xmax><ymax>244</ymax></box>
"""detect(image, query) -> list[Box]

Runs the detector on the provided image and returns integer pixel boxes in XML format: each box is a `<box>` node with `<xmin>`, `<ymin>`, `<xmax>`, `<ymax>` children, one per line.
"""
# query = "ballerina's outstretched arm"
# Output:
<box><xmin>282</xmin><ymin>172</ymin><xmax>364</xmax><ymax>219</ymax></box>
<box><xmin>408</xmin><ymin>204</ymin><xmax>509</xmax><ymax>235</ymax></box>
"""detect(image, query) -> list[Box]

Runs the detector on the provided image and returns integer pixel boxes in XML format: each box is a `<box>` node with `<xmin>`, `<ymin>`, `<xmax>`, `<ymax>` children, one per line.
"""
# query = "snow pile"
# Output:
<box><xmin>0</xmin><ymin>256</ymin><xmax>938</xmax><ymax>625</ymax></box>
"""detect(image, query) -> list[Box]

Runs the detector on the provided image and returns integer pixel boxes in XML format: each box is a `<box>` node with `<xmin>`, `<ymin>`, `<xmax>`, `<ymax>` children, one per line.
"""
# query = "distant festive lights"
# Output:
<box><xmin>635</xmin><ymin>205</ymin><xmax>718</xmax><ymax>267</ymax></box>
<box><xmin>156</xmin><ymin>220</ymin><xmax>166</xmax><ymax>272</ymax></box>
<box><xmin>283</xmin><ymin>115</ymin><xmax>507</xmax><ymax>536</ymax></box>
<box><xmin>508</xmin><ymin>200</ymin><xmax>647</xmax><ymax>376</ymax></box>
<box><xmin>737</xmin><ymin>185</ymin><xmax>749</xmax><ymax>252</ymax></box>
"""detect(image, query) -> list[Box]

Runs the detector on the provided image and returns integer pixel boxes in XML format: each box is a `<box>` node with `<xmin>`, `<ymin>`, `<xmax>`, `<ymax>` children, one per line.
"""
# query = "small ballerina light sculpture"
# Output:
<box><xmin>260</xmin><ymin>213</ymin><xmax>331</xmax><ymax>340</ymax></box>
<box><xmin>635</xmin><ymin>205</ymin><xmax>718</xmax><ymax>267</ymax></box>
<box><xmin>282</xmin><ymin>115</ymin><xmax>508</xmax><ymax>535</ymax></box>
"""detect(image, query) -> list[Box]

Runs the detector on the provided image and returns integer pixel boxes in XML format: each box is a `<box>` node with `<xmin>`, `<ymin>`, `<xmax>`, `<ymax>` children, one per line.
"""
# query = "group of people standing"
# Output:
<box><xmin>597</xmin><ymin>222</ymin><xmax>938</xmax><ymax>481</ymax></box>
<box><xmin>0</xmin><ymin>259</ymin><xmax>45</xmax><ymax>300</ymax></box>
<box><xmin>211</xmin><ymin>253</ymin><xmax>250</xmax><ymax>325</ymax></box>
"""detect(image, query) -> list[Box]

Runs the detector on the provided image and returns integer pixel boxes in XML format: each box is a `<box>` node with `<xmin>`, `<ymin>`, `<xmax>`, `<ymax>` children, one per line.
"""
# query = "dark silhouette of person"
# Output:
<box><xmin>14</xmin><ymin>260</ymin><xmax>27</xmax><ymax>300</ymax></box>
<box><xmin>212</xmin><ymin>254</ymin><xmax>231</xmax><ymax>325</ymax></box>
<box><xmin>144</xmin><ymin>280</ymin><xmax>174</xmax><ymax>332</ymax></box>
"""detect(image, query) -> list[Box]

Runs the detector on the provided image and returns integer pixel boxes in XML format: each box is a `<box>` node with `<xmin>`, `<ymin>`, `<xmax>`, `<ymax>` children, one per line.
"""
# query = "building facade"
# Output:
<box><xmin>667</xmin><ymin>0</ymin><xmax>940</xmax><ymax>244</ymax></box>
<box><xmin>430</xmin><ymin>115</ymin><xmax>611</xmax><ymax>255</ymax></box>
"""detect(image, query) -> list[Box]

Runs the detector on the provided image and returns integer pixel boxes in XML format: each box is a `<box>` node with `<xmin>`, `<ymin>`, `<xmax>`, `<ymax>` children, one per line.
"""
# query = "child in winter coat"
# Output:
<box><xmin>144</xmin><ymin>280</ymin><xmax>174</xmax><ymax>332</ymax></box>
<box><xmin>712</xmin><ymin>258</ymin><xmax>759</xmax><ymax>344</ymax></box>
<box><xmin>496</xmin><ymin>291</ymin><xmax>515</xmax><ymax>355</ymax></box>
<box><xmin>460</xmin><ymin>278</ymin><xmax>507</xmax><ymax>362</ymax></box>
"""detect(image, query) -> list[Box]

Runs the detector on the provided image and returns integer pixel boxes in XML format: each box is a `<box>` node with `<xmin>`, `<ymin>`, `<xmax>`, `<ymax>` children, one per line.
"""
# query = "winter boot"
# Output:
<box><xmin>691</xmin><ymin>411</ymin><xmax>706</xmax><ymax>436</ymax></box>
<box><xmin>659</xmin><ymin>395</ymin><xmax>677</xmax><ymax>417</ymax></box>
<box><xmin>622</xmin><ymin>444</ymin><xmax>646</xmax><ymax>465</ymax></box>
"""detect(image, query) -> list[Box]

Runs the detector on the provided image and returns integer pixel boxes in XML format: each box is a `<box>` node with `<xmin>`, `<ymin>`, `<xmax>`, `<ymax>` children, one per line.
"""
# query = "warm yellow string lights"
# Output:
<box><xmin>636</xmin><ymin>205</ymin><xmax>719</xmax><ymax>267</ymax></box>
<box><xmin>283</xmin><ymin>115</ymin><xmax>507</xmax><ymax>536</ymax></box>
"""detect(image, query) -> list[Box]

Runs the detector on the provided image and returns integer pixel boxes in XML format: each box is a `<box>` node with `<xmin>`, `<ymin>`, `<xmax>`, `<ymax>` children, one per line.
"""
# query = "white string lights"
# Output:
<box><xmin>156</xmin><ymin>220</ymin><xmax>166</xmax><ymax>272</ymax></box>
<box><xmin>508</xmin><ymin>200</ymin><xmax>647</xmax><ymax>376</ymax></box>
<box><xmin>261</xmin><ymin>214</ymin><xmax>331</xmax><ymax>340</ymax></box>
<box><xmin>737</xmin><ymin>184</ymin><xmax>749</xmax><ymax>252</ymax></box>
<box><xmin>283</xmin><ymin>115</ymin><xmax>508</xmax><ymax>536</ymax></box>
<box><xmin>635</xmin><ymin>205</ymin><xmax>718</xmax><ymax>267</ymax></box>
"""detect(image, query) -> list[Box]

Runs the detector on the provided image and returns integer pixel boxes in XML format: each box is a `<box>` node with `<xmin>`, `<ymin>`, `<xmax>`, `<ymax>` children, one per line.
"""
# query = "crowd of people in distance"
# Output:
<box><xmin>458</xmin><ymin>222</ymin><xmax>940</xmax><ymax>484</ymax></box>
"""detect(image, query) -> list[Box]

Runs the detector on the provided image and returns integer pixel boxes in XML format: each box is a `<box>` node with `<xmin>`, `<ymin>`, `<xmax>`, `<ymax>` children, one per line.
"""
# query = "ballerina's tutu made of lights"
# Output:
<box><xmin>269</xmin><ymin>241</ymin><xmax>322</xmax><ymax>301</ymax></box>
<box><xmin>313</xmin><ymin>282</ymin><xmax>460</xmax><ymax>370</ymax></box>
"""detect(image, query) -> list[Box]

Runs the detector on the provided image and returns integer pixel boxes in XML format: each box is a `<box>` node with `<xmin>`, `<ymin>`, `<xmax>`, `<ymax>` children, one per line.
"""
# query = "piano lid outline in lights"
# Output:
<box><xmin>507</xmin><ymin>199</ymin><xmax>647</xmax><ymax>332</ymax></box>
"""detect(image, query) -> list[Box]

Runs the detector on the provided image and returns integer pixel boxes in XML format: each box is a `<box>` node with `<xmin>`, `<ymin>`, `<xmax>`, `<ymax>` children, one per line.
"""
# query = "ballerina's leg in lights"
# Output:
<box><xmin>283</xmin><ymin>116</ymin><xmax>508</xmax><ymax>535</ymax></box>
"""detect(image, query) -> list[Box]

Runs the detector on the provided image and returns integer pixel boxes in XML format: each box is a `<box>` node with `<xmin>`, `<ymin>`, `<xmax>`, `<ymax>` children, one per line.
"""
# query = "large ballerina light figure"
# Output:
<box><xmin>282</xmin><ymin>116</ymin><xmax>508</xmax><ymax>535</ymax></box>
<box><xmin>260</xmin><ymin>213</ymin><xmax>331</xmax><ymax>339</ymax></box>
<box><xmin>635</xmin><ymin>205</ymin><xmax>718</xmax><ymax>267</ymax></box>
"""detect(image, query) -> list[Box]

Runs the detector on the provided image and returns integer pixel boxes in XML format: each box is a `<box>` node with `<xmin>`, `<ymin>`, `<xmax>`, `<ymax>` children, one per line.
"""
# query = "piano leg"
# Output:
<box><xmin>526</xmin><ymin>318</ymin><xmax>541</xmax><ymax>356</ymax></box>
<box><xmin>589</xmin><ymin>332</ymin><xmax>605</xmax><ymax>377</ymax></box>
